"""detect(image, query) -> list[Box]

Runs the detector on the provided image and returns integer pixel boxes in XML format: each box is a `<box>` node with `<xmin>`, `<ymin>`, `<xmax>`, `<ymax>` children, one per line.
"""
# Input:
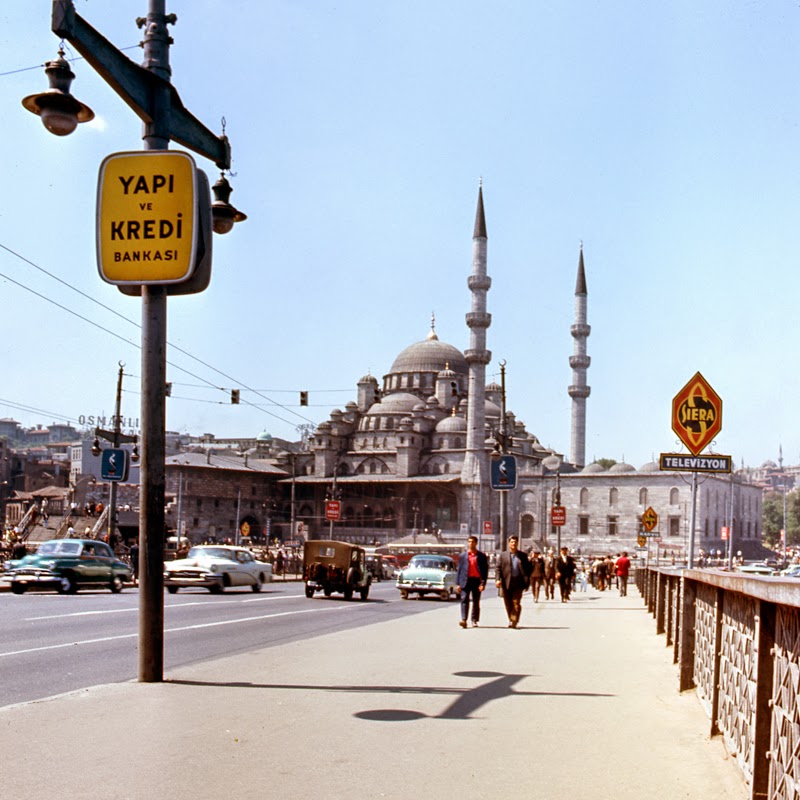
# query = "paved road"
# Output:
<box><xmin>0</xmin><ymin>578</ymin><xmax>440</xmax><ymax>707</ymax></box>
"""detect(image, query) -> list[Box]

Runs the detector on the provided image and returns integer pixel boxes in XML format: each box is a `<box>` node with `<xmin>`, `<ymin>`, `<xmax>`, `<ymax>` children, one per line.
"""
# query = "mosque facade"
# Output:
<box><xmin>288</xmin><ymin>188</ymin><xmax>763</xmax><ymax>558</ymax></box>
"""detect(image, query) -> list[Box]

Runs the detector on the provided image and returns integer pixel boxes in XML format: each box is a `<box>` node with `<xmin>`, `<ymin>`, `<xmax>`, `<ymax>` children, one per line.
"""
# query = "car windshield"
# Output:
<box><xmin>187</xmin><ymin>547</ymin><xmax>237</xmax><ymax>562</ymax></box>
<box><xmin>37</xmin><ymin>541</ymin><xmax>81</xmax><ymax>556</ymax></box>
<box><xmin>408</xmin><ymin>557</ymin><xmax>450</xmax><ymax>570</ymax></box>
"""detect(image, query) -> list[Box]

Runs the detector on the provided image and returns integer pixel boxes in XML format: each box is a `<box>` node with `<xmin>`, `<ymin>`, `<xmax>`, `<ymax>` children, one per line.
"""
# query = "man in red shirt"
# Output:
<box><xmin>615</xmin><ymin>551</ymin><xmax>632</xmax><ymax>597</ymax></box>
<box><xmin>455</xmin><ymin>535</ymin><xmax>489</xmax><ymax>628</ymax></box>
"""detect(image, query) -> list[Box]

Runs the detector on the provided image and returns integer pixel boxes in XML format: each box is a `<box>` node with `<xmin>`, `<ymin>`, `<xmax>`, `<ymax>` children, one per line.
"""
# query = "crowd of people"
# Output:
<box><xmin>456</xmin><ymin>535</ymin><xmax>634</xmax><ymax>629</ymax></box>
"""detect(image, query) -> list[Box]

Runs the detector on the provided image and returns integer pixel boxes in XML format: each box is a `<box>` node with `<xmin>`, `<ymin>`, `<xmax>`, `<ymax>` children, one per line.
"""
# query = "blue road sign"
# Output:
<box><xmin>490</xmin><ymin>455</ymin><xmax>517</xmax><ymax>490</ymax></box>
<box><xmin>101</xmin><ymin>448</ymin><xmax>129</xmax><ymax>482</ymax></box>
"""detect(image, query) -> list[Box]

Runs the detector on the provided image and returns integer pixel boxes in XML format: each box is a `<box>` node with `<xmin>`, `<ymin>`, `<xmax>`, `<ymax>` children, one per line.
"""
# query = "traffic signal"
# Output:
<box><xmin>165</xmin><ymin>382</ymin><xmax>172</xmax><ymax>397</ymax></box>
<box><xmin>299</xmin><ymin>391</ymin><xmax>308</xmax><ymax>406</ymax></box>
<box><xmin>231</xmin><ymin>389</ymin><xmax>240</xmax><ymax>404</ymax></box>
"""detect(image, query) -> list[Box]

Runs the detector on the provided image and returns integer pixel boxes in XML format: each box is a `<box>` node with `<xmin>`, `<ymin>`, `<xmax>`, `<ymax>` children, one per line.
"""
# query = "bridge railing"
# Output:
<box><xmin>637</xmin><ymin>566</ymin><xmax>800</xmax><ymax>800</ymax></box>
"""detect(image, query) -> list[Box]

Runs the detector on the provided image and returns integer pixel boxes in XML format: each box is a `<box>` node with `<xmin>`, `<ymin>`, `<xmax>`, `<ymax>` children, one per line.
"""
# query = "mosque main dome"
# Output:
<box><xmin>388</xmin><ymin>329</ymin><xmax>468</xmax><ymax>377</ymax></box>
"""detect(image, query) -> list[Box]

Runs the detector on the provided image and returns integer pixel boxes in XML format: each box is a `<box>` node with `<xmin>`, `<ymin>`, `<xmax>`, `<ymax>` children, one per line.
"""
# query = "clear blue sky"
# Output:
<box><xmin>2</xmin><ymin>1</ymin><xmax>799</xmax><ymax>469</ymax></box>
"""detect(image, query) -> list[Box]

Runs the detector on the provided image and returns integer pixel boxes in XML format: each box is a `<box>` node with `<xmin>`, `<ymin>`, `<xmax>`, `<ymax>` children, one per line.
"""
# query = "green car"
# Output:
<box><xmin>396</xmin><ymin>554</ymin><xmax>459</xmax><ymax>601</ymax></box>
<box><xmin>4</xmin><ymin>539</ymin><xmax>132</xmax><ymax>595</ymax></box>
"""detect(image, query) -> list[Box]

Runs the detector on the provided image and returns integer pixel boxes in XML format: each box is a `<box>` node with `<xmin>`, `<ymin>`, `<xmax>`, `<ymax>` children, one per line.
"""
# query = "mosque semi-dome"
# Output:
<box><xmin>608</xmin><ymin>461</ymin><xmax>636</xmax><ymax>474</ymax></box>
<box><xmin>436</xmin><ymin>414</ymin><xmax>468</xmax><ymax>433</ymax></box>
<box><xmin>388</xmin><ymin>330</ymin><xmax>468</xmax><ymax>376</ymax></box>
<box><xmin>581</xmin><ymin>462</ymin><xmax>606</xmax><ymax>474</ymax></box>
<box><xmin>365</xmin><ymin>392</ymin><xmax>420</xmax><ymax>415</ymax></box>
<box><xmin>638</xmin><ymin>461</ymin><xmax>660</xmax><ymax>473</ymax></box>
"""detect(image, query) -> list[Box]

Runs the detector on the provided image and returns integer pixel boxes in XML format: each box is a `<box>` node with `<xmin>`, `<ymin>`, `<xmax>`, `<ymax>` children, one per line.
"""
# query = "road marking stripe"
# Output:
<box><xmin>25</xmin><ymin>593</ymin><xmax>302</xmax><ymax>621</ymax></box>
<box><xmin>1</xmin><ymin>605</ymin><xmax>357</xmax><ymax>658</ymax></box>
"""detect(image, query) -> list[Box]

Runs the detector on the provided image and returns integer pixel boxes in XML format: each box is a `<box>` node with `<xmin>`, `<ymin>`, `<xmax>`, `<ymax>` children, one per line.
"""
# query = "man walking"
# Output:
<box><xmin>495</xmin><ymin>535</ymin><xmax>531</xmax><ymax>628</ymax></box>
<box><xmin>456</xmin><ymin>534</ymin><xmax>488</xmax><ymax>628</ymax></box>
<box><xmin>556</xmin><ymin>546</ymin><xmax>576</xmax><ymax>603</ymax></box>
<box><xmin>543</xmin><ymin>548</ymin><xmax>557</xmax><ymax>600</ymax></box>
<box><xmin>529</xmin><ymin>549</ymin><xmax>545</xmax><ymax>603</ymax></box>
<box><xmin>615</xmin><ymin>551</ymin><xmax>631</xmax><ymax>596</ymax></box>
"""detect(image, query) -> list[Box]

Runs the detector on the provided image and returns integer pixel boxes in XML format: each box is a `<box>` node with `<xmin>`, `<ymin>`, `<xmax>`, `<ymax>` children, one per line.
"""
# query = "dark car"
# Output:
<box><xmin>303</xmin><ymin>540</ymin><xmax>371</xmax><ymax>600</ymax></box>
<box><xmin>3</xmin><ymin>539</ymin><xmax>132</xmax><ymax>594</ymax></box>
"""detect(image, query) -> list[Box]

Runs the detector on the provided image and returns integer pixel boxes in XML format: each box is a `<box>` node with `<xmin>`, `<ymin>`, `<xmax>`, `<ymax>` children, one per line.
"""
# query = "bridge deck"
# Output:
<box><xmin>0</xmin><ymin>584</ymin><xmax>746</xmax><ymax>799</ymax></box>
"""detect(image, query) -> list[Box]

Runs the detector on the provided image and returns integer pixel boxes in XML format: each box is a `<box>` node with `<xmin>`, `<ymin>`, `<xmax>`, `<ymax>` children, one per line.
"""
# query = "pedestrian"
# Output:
<box><xmin>593</xmin><ymin>556</ymin><xmax>606</xmax><ymax>591</ymax></box>
<box><xmin>495</xmin><ymin>535</ymin><xmax>532</xmax><ymax>628</ymax></box>
<box><xmin>615</xmin><ymin>551</ymin><xmax>631</xmax><ymax>596</ymax></box>
<box><xmin>529</xmin><ymin>549</ymin><xmax>545</xmax><ymax>603</ymax></box>
<box><xmin>455</xmin><ymin>534</ymin><xmax>488</xmax><ymax>628</ymax></box>
<box><xmin>556</xmin><ymin>546</ymin><xmax>576</xmax><ymax>602</ymax></box>
<box><xmin>129</xmin><ymin>540</ymin><xmax>139</xmax><ymax>584</ymax></box>
<box><xmin>543</xmin><ymin>548</ymin><xmax>557</xmax><ymax>599</ymax></box>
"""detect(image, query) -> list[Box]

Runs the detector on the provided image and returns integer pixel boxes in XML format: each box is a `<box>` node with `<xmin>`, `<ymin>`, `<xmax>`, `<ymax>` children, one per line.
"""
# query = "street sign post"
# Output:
<box><xmin>100</xmin><ymin>447</ymin><xmax>129</xmax><ymax>482</ymax></box>
<box><xmin>642</xmin><ymin>506</ymin><xmax>658</xmax><ymax>533</ymax></box>
<box><xmin>551</xmin><ymin>505</ymin><xmax>566</xmax><ymax>527</ymax></box>
<box><xmin>490</xmin><ymin>455</ymin><xmax>517</xmax><ymax>490</ymax></box>
<box><xmin>671</xmin><ymin>372</ymin><xmax>722</xmax><ymax>456</ymax></box>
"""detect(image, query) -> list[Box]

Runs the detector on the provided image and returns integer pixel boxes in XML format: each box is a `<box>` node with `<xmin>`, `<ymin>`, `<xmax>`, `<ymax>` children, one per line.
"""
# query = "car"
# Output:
<box><xmin>381</xmin><ymin>555</ymin><xmax>401</xmax><ymax>579</ymax></box>
<box><xmin>396</xmin><ymin>554</ymin><xmax>459</xmax><ymax>601</ymax></box>
<box><xmin>779</xmin><ymin>564</ymin><xmax>800</xmax><ymax>578</ymax></box>
<box><xmin>365</xmin><ymin>554</ymin><xmax>385</xmax><ymax>581</ymax></box>
<box><xmin>163</xmin><ymin>545</ymin><xmax>273</xmax><ymax>593</ymax></box>
<box><xmin>734</xmin><ymin>562</ymin><xmax>776</xmax><ymax>576</ymax></box>
<box><xmin>3</xmin><ymin>539</ymin><xmax>132</xmax><ymax>594</ymax></box>
<box><xmin>303</xmin><ymin>540</ymin><xmax>371</xmax><ymax>600</ymax></box>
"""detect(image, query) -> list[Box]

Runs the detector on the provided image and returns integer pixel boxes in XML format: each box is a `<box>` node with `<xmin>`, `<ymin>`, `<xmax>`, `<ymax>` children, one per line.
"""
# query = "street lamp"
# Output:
<box><xmin>24</xmin><ymin>0</ymin><xmax>245</xmax><ymax>683</ymax></box>
<box><xmin>21</xmin><ymin>47</ymin><xmax>94</xmax><ymax>136</ymax></box>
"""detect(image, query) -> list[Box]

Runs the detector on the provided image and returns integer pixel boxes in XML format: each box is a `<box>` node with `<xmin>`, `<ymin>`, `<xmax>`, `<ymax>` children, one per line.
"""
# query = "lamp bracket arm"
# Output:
<box><xmin>52</xmin><ymin>0</ymin><xmax>231</xmax><ymax>170</ymax></box>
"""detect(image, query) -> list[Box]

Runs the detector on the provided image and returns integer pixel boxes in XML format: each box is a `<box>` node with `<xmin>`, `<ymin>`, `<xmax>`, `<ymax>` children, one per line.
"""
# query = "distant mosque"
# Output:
<box><xmin>289</xmin><ymin>187</ymin><xmax>762</xmax><ymax>557</ymax></box>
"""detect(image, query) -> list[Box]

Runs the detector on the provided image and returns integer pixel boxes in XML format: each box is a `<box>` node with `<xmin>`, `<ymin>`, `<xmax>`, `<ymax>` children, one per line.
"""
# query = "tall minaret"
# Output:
<box><xmin>568</xmin><ymin>244</ymin><xmax>591</xmax><ymax>468</ymax></box>
<box><xmin>461</xmin><ymin>183</ymin><xmax>492</xmax><ymax>529</ymax></box>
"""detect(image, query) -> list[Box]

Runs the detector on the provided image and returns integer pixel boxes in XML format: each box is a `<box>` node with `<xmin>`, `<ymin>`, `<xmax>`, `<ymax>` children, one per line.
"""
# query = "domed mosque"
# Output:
<box><xmin>289</xmin><ymin>187</ymin><xmax>763</xmax><ymax>559</ymax></box>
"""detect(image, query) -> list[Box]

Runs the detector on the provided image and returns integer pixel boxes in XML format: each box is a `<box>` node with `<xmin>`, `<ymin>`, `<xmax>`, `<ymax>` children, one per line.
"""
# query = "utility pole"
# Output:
<box><xmin>29</xmin><ymin>0</ymin><xmax>244</xmax><ymax>683</ymax></box>
<box><xmin>92</xmin><ymin>362</ymin><xmax>138</xmax><ymax>545</ymax></box>
<box><xmin>499</xmin><ymin>360</ymin><xmax>509</xmax><ymax>551</ymax></box>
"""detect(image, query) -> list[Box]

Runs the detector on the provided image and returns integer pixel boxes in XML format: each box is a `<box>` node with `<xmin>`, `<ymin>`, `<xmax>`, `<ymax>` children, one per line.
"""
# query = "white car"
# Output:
<box><xmin>164</xmin><ymin>545</ymin><xmax>273</xmax><ymax>593</ymax></box>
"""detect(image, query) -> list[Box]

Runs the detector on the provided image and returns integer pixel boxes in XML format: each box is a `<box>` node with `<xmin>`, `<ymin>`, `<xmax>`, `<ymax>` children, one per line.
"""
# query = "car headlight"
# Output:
<box><xmin>209</xmin><ymin>564</ymin><xmax>218</xmax><ymax>573</ymax></box>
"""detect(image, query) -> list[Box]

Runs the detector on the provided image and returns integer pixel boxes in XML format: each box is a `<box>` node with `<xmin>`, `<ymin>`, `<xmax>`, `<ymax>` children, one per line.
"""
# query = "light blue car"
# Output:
<box><xmin>397</xmin><ymin>554</ymin><xmax>459</xmax><ymax>601</ymax></box>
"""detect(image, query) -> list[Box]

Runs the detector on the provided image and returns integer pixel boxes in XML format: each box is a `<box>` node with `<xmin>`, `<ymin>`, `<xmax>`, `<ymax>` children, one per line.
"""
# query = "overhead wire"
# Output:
<box><xmin>0</xmin><ymin>241</ymin><xmax>326</xmax><ymax>428</ymax></box>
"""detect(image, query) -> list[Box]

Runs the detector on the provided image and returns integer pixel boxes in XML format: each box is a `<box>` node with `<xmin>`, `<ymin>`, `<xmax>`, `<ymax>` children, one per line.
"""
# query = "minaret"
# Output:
<box><xmin>568</xmin><ymin>244</ymin><xmax>591</xmax><ymax>468</ymax></box>
<box><xmin>461</xmin><ymin>183</ymin><xmax>492</xmax><ymax>529</ymax></box>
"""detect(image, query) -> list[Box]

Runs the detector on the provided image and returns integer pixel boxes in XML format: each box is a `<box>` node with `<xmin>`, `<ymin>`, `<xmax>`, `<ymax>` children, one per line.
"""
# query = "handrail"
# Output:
<box><xmin>638</xmin><ymin>566</ymin><xmax>800</xmax><ymax>799</ymax></box>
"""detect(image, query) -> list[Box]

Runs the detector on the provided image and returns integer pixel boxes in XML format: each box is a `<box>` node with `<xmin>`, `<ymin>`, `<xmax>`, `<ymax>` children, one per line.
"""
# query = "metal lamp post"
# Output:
<box><xmin>24</xmin><ymin>0</ymin><xmax>244</xmax><ymax>682</ymax></box>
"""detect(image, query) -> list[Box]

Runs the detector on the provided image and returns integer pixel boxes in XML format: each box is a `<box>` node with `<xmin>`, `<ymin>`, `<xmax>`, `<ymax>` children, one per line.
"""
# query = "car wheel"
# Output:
<box><xmin>304</xmin><ymin>584</ymin><xmax>315</xmax><ymax>598</ymax></box>
<box><xmin>400</xmin><ymin>589</ymin><xmax>408</xmax><ymax>600</ymax></box>
<box><xmin>323</xmin><ymin>585</ymin><xmax>332</xmax><ymax>597</ymax></box>
<box><xmin>251</xmin><ymin>575</ymin><xmax>263</xmax><ymax>593</ymax></box>
<box><xmin>58</xmin><ymin>574</ymin><xmax>78</xmax><ymax>594</ymax></box>
<box><xmin>359</xmin><ymin>584</ymin><xmax>370</xmax><ymax>601</ymax></box>
<box><xmin>440</xmin><ymin>590</ymin><xmax>449</xmax><ymax>601</ymax></box>
<box><xmin>167</xmin><ymin>586</ymin><xmax>179</xmax><ymax>594</ymax></box>
<box><xmin>10</xmin><ymin>582</ymin><xmax>26</xmax><ymax>595</ymax></box>
<box><xmin>343</xmin><ymin>585</ymin><xmax>354</xmax><ymax>601</ymax></box>
<box><xmin>209</xmin><ymin>584</ymin><xmax>223</xmax><ymax>594</ymax></box>
<box><xmin>109</xmin><ymin>575</ymin><xmax>124</xmax><ymax>594</ymax></box>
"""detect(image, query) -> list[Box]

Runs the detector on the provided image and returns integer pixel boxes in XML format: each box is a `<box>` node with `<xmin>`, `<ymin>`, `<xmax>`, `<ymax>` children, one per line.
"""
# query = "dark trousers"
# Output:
<box><xmin>502</xmin><ymin>585</ymin><xmax>525</xmax><ymax>626</ymax></box>
<box><xmin>460</xmin><ymin>577</ymin><xmax>483</xmax><ymax>623</ymax></box>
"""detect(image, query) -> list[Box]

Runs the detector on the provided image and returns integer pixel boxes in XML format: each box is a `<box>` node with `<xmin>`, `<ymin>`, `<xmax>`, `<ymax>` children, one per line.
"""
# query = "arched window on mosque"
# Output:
<box><xmin>455</xmin><ymin>437</ymin><xmax>463</xmax><ymax>449</ymax></box>
<box><xmin>609</xmin><ymin>488</ymin><xmax>619</xmax><ymax>506</ymax></box>
<box><xmin>443</xmin><ymin>463</ymin><xmax>449</xmax><ymax>474</ymax></box>
<box><xmin>639</xmin><ymin>488</ymin><xmax>647</xmax><ymax>506</ymax></box>
<box><xmin>670</xmin><ymin>488</ymin><xmax>680</xmax><ymax>505</ymax></box>
<box><xmin>579</xmin><ymin>488</ymin><xmax>589</xmax><ymax>507</ymax></box>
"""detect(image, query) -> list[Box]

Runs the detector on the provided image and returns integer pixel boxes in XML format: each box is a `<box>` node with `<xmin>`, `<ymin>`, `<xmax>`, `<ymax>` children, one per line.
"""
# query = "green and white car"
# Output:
<box><xmin>4</xmin><ymin>539</ymin><xmax>132</xmax><ymax>594</ymax></box>
<box><xmin>396</xmin><ymin>554</ymin><xmax>459</xmax><ymax>601</ymax></box>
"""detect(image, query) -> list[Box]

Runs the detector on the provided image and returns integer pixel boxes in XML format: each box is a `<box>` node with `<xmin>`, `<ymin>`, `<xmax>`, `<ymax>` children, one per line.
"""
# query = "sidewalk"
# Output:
<box><xmin>0</xmin><ymin>587</ymin><xmax>747</xmax><ymax>800</ymax></box>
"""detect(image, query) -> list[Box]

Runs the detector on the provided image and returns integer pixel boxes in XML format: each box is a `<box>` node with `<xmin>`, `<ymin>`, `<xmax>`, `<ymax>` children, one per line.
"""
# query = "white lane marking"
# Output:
<box><xmin>25</xmin><ymin>593</ymin><xmax>304</xmax><ymax>621</ymax></box>
<box><xmin>1</xmin><ymin>605</ymin><xmax>356</xmax><ymax>658</ymax></box>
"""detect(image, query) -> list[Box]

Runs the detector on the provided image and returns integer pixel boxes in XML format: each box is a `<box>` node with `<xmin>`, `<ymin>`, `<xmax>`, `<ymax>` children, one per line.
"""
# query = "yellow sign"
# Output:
<box><xmin>240</xmin><ymin>521</ymin><xmax>251</xmax><ymax>537</ymax></box>
<box><xmin>97</xmin><ymin>151</ymin><xmax>197</xmax><ymax>284</ymax></box>
<box><xmin>642</xmin><ymin>506</ymin><xmax>658</xmax><ymax>532</ymax></box>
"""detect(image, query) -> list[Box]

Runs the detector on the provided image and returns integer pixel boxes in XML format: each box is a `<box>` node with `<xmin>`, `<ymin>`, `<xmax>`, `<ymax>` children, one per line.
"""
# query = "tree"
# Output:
<box><xmin>596</xmin><ymin>458</ymin><xmax>617</xmax><ymax>470</ymax></box>
<box><xmin>762</xmin><ymin>490</ymin><xmax>800</xmax><ymax>547</ymax></box>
